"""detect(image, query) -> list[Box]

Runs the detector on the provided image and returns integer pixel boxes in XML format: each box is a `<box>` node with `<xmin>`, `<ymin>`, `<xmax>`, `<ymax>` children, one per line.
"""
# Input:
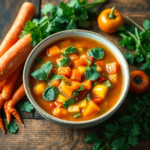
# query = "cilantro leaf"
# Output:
<box><xmin>60</xmin><ymin>57</ymin><xmax>71</xmax><ymax>67</ymax></box>
<box><xmin>84</xmin><ymin>134</ymin><xmax>101</xmax><ymax>143</ymax></box>
<box><xmin>61</xmin><ymin>47</ymin><xmax>78</xmax><ymax>57</ymax></box>
<box><xmin>124</xmin><ymin>51</ymin><xmax>134</xmax><ymax>64</ymax></box>
<box><xmin>130</xmin><ymin>123</ymin><xmax>140</xmax><ymax>137</ymax></box>
<box><xmin>31</xmin><ymin>61</ymin><xmax>53</xmax><ymax>81</ymax></box>
<box><xmin>6</xmin><ymin>122</ymin><xmax>18</xmax><ymax>133</ymax></box>
<box><xmin>18</xmin><ymin>102</ymin><xmax>34</xmax><ymax>112</ymax></box>
<box><xmin>41</xmin><ymin>4</ymin><xmax>55</xmax><ymax>15</ymax></box>
<box><xmin>77</xmin><ymin>85</ymin><xmax>84</xmax><ymax>91</ymax></box>
<box><xmin>143</xmin><ymin>20</ymin><xmax>150</xmax><ymax>30</ymax></box>
<box><xmin>36</xmin><ymin>58</ymin><xmax>43</xmax><ymax>64</ymax></box>
<box><xmin>119</xmin><ymin>115</ymin><xmax>132</xmax><ymax>124</ymax></box>
<box><xmin>88</xmin><ymin>48</ymin><xmax>105</xmax><ymax>60</ymax></box>
<box><xmin>43</xmin><ymin>86</ymin><xmax>59</xmax><ymax>101</ymax></box>
<box><xmin>63</xmin><ymin>98</ymin><xmax>75</xmax><ymax>108</ymax></box>
<box><xmin>73</xmin><ymin>85</ymin><xmax>84</xmax><ymax>96</ymax></box>
<box><xmin>141</xmin><ymin>62</ymin><xmax>150</xmax><ymax>74</ymax></box>
<box><xmin>85</xmin><ymin>67</ymin><xmax>100</xmax><ymax>80</ymax></box>
<box><xmin>128</xmin><ymin>134</ymin><xmax>138</xmax><ymax>147</ymax></box>
<box><xmin>60</xmin><ymin>2</ymin><xmax>74</xmax><ymax>16</ymax></box>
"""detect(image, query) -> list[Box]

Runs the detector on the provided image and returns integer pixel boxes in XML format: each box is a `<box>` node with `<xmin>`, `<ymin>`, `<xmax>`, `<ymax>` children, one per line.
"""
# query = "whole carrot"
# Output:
<box><xmin>0</xmin><ymin>116</ymin><xmax>5</xmax><ymax>133</ymax></box>
<box><xmin>0</xmin><ymin>94</ymin><xmax>5</xmax><ymax>109</ymax></box>
<box><xmin>4</xmin><ymin>101</ymin><xmax>11</xmax><ymax>124</ymax></box>
<box><xmin>2</xmin><ymin>64</ymin><xmax>23</xmax><ymax>100</ymax></box>
<box><xmin>0</xmin><ymin>80</ymin><xmax>6</xmax><ymax>92</ymax></box>
<box><xmin>0</xmin><ymin>34</ymin><xmax>33</xmax><ymax>82</ymax></box>
<box><xmin>7</xmin><ymin>84</ymin><xmax>25</xmax><ymax>125</ymax></box>
<box><xmin>0</xmin><ymin>2</ymin><xmax>36</xmax><ymax>57</ymax></box>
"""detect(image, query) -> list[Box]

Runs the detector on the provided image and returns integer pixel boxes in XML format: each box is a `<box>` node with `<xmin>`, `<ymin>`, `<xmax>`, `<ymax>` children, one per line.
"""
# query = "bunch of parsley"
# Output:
<box><xmin>85</xmin><ymin>89</ymin><xmax>150</xmax><ymax>150</ymax></box>
<box><xmin>20</xmin><ymin>0</ymin><xmax>106</xmax><ymax>46</ymax></box>
<box><xmin>118</xmin><ymin>17</ymin><xmax>150</xmax><ymax>74</ymax></box>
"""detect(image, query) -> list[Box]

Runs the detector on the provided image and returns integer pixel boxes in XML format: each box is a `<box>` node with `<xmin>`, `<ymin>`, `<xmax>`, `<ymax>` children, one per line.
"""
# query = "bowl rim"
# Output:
<box><xmin>23</xmin><ymin>29</ymin><xmax>130</xmax><ymax>125</ymax></box>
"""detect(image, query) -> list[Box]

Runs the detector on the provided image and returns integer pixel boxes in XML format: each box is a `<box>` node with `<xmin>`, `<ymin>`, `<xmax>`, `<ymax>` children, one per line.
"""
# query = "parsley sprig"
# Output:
<box><xmin>118</xmin><ymin>17</ymin><xmax>150</xmax><ymax>74</ymax></box>
<box><xmin>20</xmin><ymin>0</ymin><xmax>106</xmax><ymax>46</ymax></box>
<box><xmin>85</xmin><ymin>89</ymin><xmax>150</xmax><ymax>150</ymax></box>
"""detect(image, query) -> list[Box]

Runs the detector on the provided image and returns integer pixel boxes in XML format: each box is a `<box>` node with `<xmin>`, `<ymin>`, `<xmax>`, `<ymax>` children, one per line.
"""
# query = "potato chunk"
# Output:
<box><xmin>53</xmin><ymin>108</ymin><xmax>68</xmax><ymax>117</ymax></box>
<box><xmin>68</xmin><ymin>105</ymin><xmax>80</xmax><ymax>113</ymax></box>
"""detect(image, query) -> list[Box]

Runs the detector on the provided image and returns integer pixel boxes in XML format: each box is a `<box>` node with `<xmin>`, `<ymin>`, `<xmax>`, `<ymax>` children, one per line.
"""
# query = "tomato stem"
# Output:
<box><xmin>109</xmin><ymin>7</ymin><xmax>116</xmax><ymax>19</ymax></box>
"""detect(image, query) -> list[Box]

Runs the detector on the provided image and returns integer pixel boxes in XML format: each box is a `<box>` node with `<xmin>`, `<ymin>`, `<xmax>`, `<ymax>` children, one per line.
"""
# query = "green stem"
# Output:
<box><xmin>126</xmin><ymin>16</ymin><xmax>145</xmax><ymax>32</ymax></box>
<box><xmin>108</xmin><ymin>7</ymin><xmax>116</xmax><ymax>19</ymax></box>
<box><xmin>83</xmin><ymin>0</ymin><xmax>106</xmax><ymax>9</ymax></box>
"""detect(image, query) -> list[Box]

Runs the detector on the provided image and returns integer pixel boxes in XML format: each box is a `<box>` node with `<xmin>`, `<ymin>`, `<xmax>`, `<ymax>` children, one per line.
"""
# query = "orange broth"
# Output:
<box><xmin>29</xmin><ymin>37</ymin><xmax>123</xmax><ymax>122</ymax></box>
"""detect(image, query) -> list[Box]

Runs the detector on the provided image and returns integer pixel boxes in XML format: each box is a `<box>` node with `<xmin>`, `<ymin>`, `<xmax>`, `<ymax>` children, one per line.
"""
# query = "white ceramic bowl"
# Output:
<box><xmin>23</xmin><ymin>30</ymin><xmax>130</xmax><ymax>129</ymax></box>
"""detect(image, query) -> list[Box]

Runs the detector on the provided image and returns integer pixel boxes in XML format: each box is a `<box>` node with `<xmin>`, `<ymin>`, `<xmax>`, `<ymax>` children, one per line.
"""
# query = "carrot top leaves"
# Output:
<box><xmin>18</xmin><ymin>101</ymin><xmax>34</xmax><ymax>112</ymax></box>
<box><xmin>20</xmin><ymin>0</ymin><xmax>106</xmax><ymax>46</ymax></box>
<box><xmin>6</xmin><ymin>122</ymin><xmax>18</xmax><ymax>133</ymax></box>
<box><xmin>30</xmin><ymin>61</ymin><xmax>53</xmax><ymax>81</ymax></box>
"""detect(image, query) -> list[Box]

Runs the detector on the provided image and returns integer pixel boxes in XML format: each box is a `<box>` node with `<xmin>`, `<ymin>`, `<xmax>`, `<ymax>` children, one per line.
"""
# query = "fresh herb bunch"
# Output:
<box><xmin>85</xmin><ymin>89</ymin><xmax>150</xmax><ymax>150</ymax></box>
<box><xmin>118</xmin><ymin>17</ymin><xmax>150</xmax><ymax>74</ymax></box>
<box><xmin>20</xmin><ymin>0</ymin><xmax>106</xmax><ymax>46</ymax></box>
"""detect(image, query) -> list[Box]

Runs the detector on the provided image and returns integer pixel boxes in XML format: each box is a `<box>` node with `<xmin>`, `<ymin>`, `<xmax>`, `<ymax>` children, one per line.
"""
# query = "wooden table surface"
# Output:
<box><xmin>0</xmin><ymin>0</ymin><xmax>150</xmax><ymax>150</ymax></box>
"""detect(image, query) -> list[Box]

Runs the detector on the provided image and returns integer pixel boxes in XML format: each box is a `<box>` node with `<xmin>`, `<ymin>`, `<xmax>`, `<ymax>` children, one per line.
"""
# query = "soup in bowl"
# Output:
<box><xmin>24</xmin><ymin>30</ymin><xmax>130</xmax><ymax>128</ymax></box>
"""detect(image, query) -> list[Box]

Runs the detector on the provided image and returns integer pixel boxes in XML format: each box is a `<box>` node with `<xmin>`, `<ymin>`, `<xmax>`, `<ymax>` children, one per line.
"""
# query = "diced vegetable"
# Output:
<box><xmin>50</xmin><ymin>80</ymin><xmax>61</xmax><ymax>87</ymax></box>
<box><xmin>95</xmin><ymin>60</ymin><xmax>105</xmax><ymax>69</ymax></box>
<box><xmin>79</xmin><ymin>98</ymin><xmax>88</xmax><ymax>108</ymax></box>
<box><xmin>48</xmin><ymin>46</ymin><xmax>60</xmax><ymax>56</ymax></box>
<box><xmin>109</xmin><ymin>74</ymin><xmax>117</xmax><ymax>83</ymax></box>
<box><xmin>70</xmin><ymin>68</ymin><xmax>81</xmax><ymax>81</ymax></box>
<box><xmin>58</xmin><ymin>67</ymin><xmax>72</xmax><ymax>77</ymax></box>
<box><xmin>73</xmin><ymin>58</ymin><xmax>87</xmax><ymax>66</ymax></box>
<box><xmin>87</xmin><ymin>93</ymin><xmax>92</xmax><ymax>101</ymax></box>
<box><xmin>83</xmin><ymin>100</ymin><xmax>101</xmax><ymax>117</ymax></box>
<box><xmin>77</xmin><ymin>47</ymin><xmax>84</xmax><ymax>53</ymax></box>
<box><xmin>99</xmin><ymin>75</ymin><xmax>107</xmax><ymax>83</ymax></box>
<box><xmin>96</xmin><ymin>65</ymin><xmax>103</xmax><ymax>73</ymax></box>
<box><xmin>68</xmin><ymin>105</ymin><xmax>80</xmax><ymax>113</ymax></box>
<box><xmin>34</xmin><ymin>82</ymin><xmax>46</xmax><ymax>95</ymax></box>
<box><xmin>56</xmin><ymin>57</ymin><xmax>63</xmax><ymax>66</ymax></box>
<box><xmin>68</xmin><ymin>53</ymin><xmax>79</xmax><ymax>61</ymax></box>
<box><xmin>85</xmin><ymin>58</ymin><xmax>92</xmax><ymax>66</ymax></box>
<box><xmin>74</xmin><ymin>113</ymin><xmax>81</xmax><ymax>118</ymax></box>
<box><xmin>78</xmin><ymin>66</ymin><xmax>86</xmax><ymax>76</ymax></box>
<box><xmin>71</xmin><ymin>81</ymin><xmax>81</xmax><ymax>90</ymax></box>
<box><xmin>49</xmin><ymin>68</ymin><xmax>58</xmax><ymax>76</ymax></box>
<box><xmin>63</xmin><ymin>98</ymin><xmax>75</xmax><ymax>108</ymax></box>
<box><xmin>55</xmin><ymin>101</ymin><xmax>63</xmax><ymax>107</ymax></box>
<box><xmin>59</xmin><ymin>76</ymin><xmax>71</xmax><ymax>87</ymax></box>
<box><xmin>88</xmin><ymin>48</ymin><xmax>105</xmax><ymax>60</ymax></box>
<box><xmin>93</xmin><ymin>84</ymin><xmax>108</xmax><ymax>99</ymax></box>
<box><xmin>93</xmin><ymin>97</ymin><xmax>103</xmax><ymax>104</ymax></box>
<box><xmin>76</xmin><ymin>90</ymin><xmax>88</xmax><ymax>101</ymax></box>
<box><xmin>60</xmin><ymin>86</ymin><xmax>74</xmax><ymax>97</ymax></box>
<box><xmin>106</xmin><ymin>62</ymin><xmax>119</xmax><ymax>74</ymax></box>
<box><xmin>82</xmin><ymin>80</ymin><xmax>92</xmax><ymax>90</ymax></box>
<box><xmin>86</xmin><ymin>56</ymin><xmax>94</xmax><ymax>62</ymax></box>
<box><xmin>59</xmin><ymin>40</ymin><xmax>71</xmax><ymax>48</ymax></box>
<box><xmin>57</xmin><ymin>94</ymin><xmax>68</xmax><ymax>103</ymax></box>
<box><xmin>53</xmin><ymin>108</ymin><xmax>68</xmax><ymax>117</ymax></box>
<box><xmin>104</xmin><ymin>80</ymin><xmax>112</xmax><ymax>88</ymax></box>
<box><xmin>50</xmin><ymin>102</ymin><xmax>57</xmax><ymax>107</ymax></box>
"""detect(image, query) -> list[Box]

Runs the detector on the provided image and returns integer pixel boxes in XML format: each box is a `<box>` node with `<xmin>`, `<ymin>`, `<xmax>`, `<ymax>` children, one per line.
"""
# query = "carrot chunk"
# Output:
<box><xmin>34</xmin><ymin>82</ymin><xmax>46</xmax><ymax>95</ymax></box>
<box><xmin>71</xmin><ymin>81</ymin><xmax>81</xmax><ymax>90</ymax></box>
<box><xmin>109</xmin><ymin>74</ymin><xmax>117</xmax><ymax>83</ymax></box>
<box><xmin>48</xmin><ymin>46</ymin><xmax>60</xmax><ymax>56</ymax></box>
<box><xmin>83</xmin><ymin>100</ymin><xmax>101</xmax><ymax>117</ymax></box>
<box><xmin>50</xmin><ymin>80</ymin><xmax>61</xmax><ymax>87</ymax></box>
<box><xmin>68</xmin><ymin>105</ymin><xmax>80</xmax><ymax>113</ymax></box>
<box><xmin>82</xmin><ymin>80</ymin><xmax>92</xmax><ymax>90</ymax></box>
<box><xmin>53</xmin><ymin>108</ymin><xmax>68</xmax><ymax>117</ymax></box>
<box><xmin>60</xmin><ymin>86</ymin><xmax>74</xmax><ymax>97</ymax></box>
<box><xmin>55</xmin><ymin>101</ymin><xmax>63</xmax><ymax>107</ymax></box>
<box><xmin>99</xmin><ymin>75</ymin><xmax>107</xmax><ymax>83</ymax></box>
<box><xmin>58</xmin><ymin>67</ymin><xmax>72</xmax><ymax>77</ymax></box>
<box><xmin>73</xmin><ymin>58</ymin><xmax>87</xmax><ymax>66</ymax></box>
<box><xmin>68</xmin><ymin>53</ymin><xmax>79</xmax><ymax>61</ymax></box>
<box><xmin>95</xmin><ymin>61</ymin><xmax>105</xmax><ymax>69</ymax></box>
<box><xmin>70</xmin><ymin>68</ymin><xmax>81</xmax><ymax>81</ymax></box>
<box><xmin>106</xmin><ymin>62</ymin><xmax>119</xmax><ymax>74</ymax></box>
<box><xmin>93</xmin><ymin>97</ymin><xmax>103</xmax><ymax>104</ymax></box>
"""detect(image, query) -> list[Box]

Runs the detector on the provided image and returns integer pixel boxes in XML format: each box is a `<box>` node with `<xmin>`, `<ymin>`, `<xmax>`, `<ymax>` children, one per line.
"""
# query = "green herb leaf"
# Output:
<box><xmin>87</xmin><ymin>93</ymin><xmax>92</xmax><ymax>101</ymax></box>
<box><xmin>88</xmin><ymin>48</ymin><xmax>105</xmax><ymax>60</ymax></box>
<box><xmin>74</xmin><ymin>113</ymin><xmax>81</xmax><ymax>118</ymax></box>
<box><xmin>41</xmin><ymin>3</ymin><xmax>55</xmax><ymax>15</ymax></box>
<box><xmin>61</xmin><ymin>47</ymin><xmax>78</xmax><ymax>57</ymax></box>
<box><xmin>73</xmin><ymin>85</ymin><xmax>84</xmax><ymax>96</ymax></box>
<box><xmin>141</xmin><ymin>62</ymin><xmax>150</xmax><ymax>74</ymax></box>
<box><xmin>93</xmin><ymin>82</ymin><xmax>97</xmax><ymax>87</ymax></box>
<box><xmin>18</xmin><ymin>102</ymin><xmax>34</xmax><ymax>112</ymax></box>
<box><xmin>36</xmin><ymin>58</ymin><xmax>43</xmax><ymax>64</ymax></box>
<box><xmin>54</xmin><ymin>64</ymin><xmax>59</xmax><ymax>68</ymax></box>
<box><xmin>124</xmin><ymin>51</ymin><xmax>134</xmax><ymax>64</ymax></box>
<box><xmin>143</xmin><ymin>20</ymin><xmax>150</xmax><ymax>30</ymax></box>
<box><xmin>31</xmin><ymin>61</ymin><xmax>53</xmax><ymax>81</ymax></box>
<box><xmin>73</xmin><ymin>91</ymin><xmax>79</xmax><ymax>96</ymax></box>
<box><xmin>84</xmin><ymin>134</ymin><xmax>101</xmax><ymax>143</ymax></box>
<box><xmin>6</xmin><ymin>122</ymin><xmax>18</xmax><ymax>133</ymax></box>
<box><xmin>43</xmin><ymin>86</ymin><xmax>59</xmax><ymax>101</ymax></box>
<box><xmin>63</xmin><ymin>98</ymin><xmax>75</xmax><ymax>108</ymax></box>
<box><xmin>60</xmin><ymin>57</ymin><xmax>71</xmax><ymax>67</ymax></box>
<box><xmin>85</xmin><ymin>67</ymin><xmax>100</xmax><ymax>80</ymax></box>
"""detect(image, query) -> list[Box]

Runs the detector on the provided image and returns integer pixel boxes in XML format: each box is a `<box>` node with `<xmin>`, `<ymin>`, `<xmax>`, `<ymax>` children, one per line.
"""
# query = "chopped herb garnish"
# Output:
<box><xmin>104</xmin><ymin>80</ymin><xmax>112</xmax><ymax>88</ymax></box>
<box><xmin>93</xmin><ymin>82</ymin><xmax>97</xmax><ymax>87</ymax></box>
<box><xmin>85</xmin><ymin>67</ymin><xmax>100</xmax><ymax>80</ymax></box>
<box><xmin>30</xmin><ymin>61</ymin><xmax>53</xmax><ymax>81</ymax></box>
<box><xmin>101</xmin><ymin>73</ymin><xmax>107</xmax><ymax>79</ymax></box>
<box><xmin>63</xmin><ymin>98</ymin><xmax>75</xmax><ymax>108</ymax></box>
<box><xmin>43</xmin><ymin>86</ymin><xmax>59</xmax><ymax>101</ymax></box>
<box><xmin>54</xmin><ymin>64</ymin><xmax>59</xmax><ymax>68</ymax></box>
<box><xmin>60</xmin><ymin>57</ymin><xmax>71</xmax><ymax>67</ymax></box>
<box><xmin>61</xmin><ymin>47</ymin><xmax>78</xmax><ymax>57</ymax></box>
<box><xmin>74</xmin><ymin>113</ymin><xmax>81</xmax><ymax>118</ymax></box>
<box><xmin>87</xmin><ymin>93</ymin><xmax>92</xmax><ymax>101</ymax></box>
<box><xmin>36</xmin><ymin>58</ymin><xmax>43</xmax><ymax>64</ymax></box>
<box><xmin>73</xmin><ymin>85</ymin><xmax>84</xmax><ymax>97</ymax></box>
<box><xmin>88</xmin><ymin>48</ymin><xmax>105</xmax><ymax>60</ymax></box>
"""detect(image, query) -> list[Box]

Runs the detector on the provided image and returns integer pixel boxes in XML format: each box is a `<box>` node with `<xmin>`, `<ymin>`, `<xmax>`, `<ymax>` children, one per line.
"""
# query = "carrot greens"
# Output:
<box><xmin>20</xmin><ymin>0</ymin><xmax>106</xmax><ymax>46</ymax></box>
<box><xmin>18</xmin><ymin>102</ymin><xmax>34</xmax><ymax>112</ymax></box>
<box><xmin>6</xmin><ymin>121</ymin><xmax>18</xmax><ymax>133</ymax></box>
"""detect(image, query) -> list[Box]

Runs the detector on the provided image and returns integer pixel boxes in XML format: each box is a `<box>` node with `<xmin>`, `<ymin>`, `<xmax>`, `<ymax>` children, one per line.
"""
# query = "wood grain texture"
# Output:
<box><xmin>0</xmin><ymin>0</ymin><xmax>150</xmax><ymax>150</ymax></box>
